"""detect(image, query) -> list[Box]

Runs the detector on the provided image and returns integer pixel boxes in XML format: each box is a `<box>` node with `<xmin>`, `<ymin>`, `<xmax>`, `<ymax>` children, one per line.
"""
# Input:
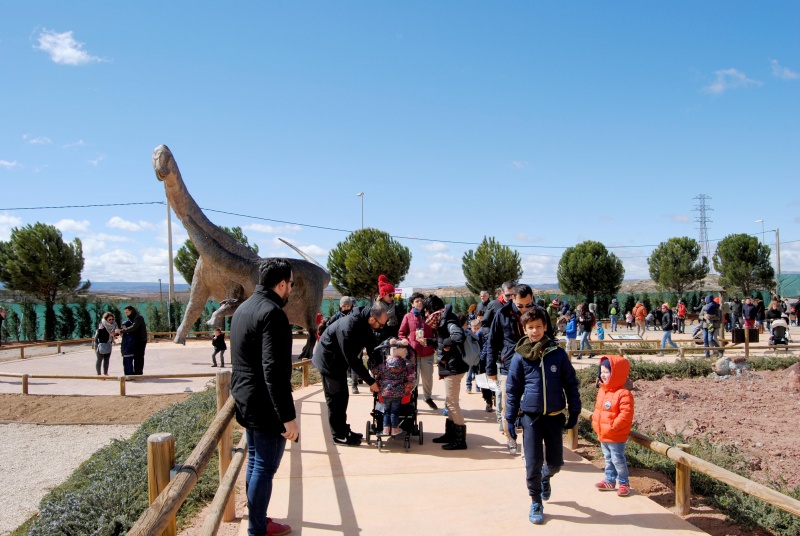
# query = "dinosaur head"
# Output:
<box><xmin>152</xmin><ymin>144</ymin><xmax>177</xmax><ymax>183</ymax></box>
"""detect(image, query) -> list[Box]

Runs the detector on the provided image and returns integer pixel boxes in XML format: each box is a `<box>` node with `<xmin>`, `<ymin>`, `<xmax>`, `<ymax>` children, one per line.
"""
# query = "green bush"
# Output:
<box><xmin>28</xmin><ymin>387</ymin><xmax>221</xmax><ymax>535</ymax></box>
<box><xmin>576</xmin><ymin>357</ymin><xmax>800</xmax><ymax>535</ymax></box>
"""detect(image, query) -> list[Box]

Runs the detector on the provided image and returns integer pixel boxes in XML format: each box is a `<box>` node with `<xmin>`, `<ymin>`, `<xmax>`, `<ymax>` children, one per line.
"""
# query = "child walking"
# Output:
<box><xmin>371</xmin><ymin>339</ymin><xmax>416</xmax><ymax>436</ymax></box>
<box><xmin>625</xmin><ymin>311</ymin><xmax>634</xmax><ymax>329</ymax></box>
<box><xmin>596</xmin><ymin>321</ymin><xmax>605</xmax><ymax>341</ymax></box>
<box><xmin>564</xmin><ymin>311</ymin><xmax>578</xmax><ymax>358</ymax></box>
<box><xmin>591</xmin><ymin>355</ymin><xmax>634</xmax><ymax>496</ymax></box>
<box><xmin>505</xmin><ymin>308</ymin><xmax>581</xmax><ymax>524</ymax></box>
<box><xmin>211</xmin><ymin>328</ymin><xmax>227</xmax><ymax>367</ymax></box>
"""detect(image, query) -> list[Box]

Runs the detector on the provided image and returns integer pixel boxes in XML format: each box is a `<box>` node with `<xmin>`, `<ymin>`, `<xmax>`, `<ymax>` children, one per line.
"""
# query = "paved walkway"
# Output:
<box><xmin>3</xmin><ymin>328</ymin><xmax>794</xmax><ymax>534</ymax></box>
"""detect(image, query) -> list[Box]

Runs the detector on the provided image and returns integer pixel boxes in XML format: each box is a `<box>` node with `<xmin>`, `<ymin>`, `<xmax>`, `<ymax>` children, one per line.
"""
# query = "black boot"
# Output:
<box><xmin>432</xmin><ymin>418</ymin><xmax>454</xmax><ymax>443</ymax></box>
<box><xmin>442</xmin><ymin>424</ymin><xmax>467</xmax><ymax>450</ymax></box>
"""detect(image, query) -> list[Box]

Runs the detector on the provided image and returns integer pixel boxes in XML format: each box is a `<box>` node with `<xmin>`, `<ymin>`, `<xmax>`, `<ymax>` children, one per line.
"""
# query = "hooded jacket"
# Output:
<box><xmin>591</xmin><ymin>355</ymin><xmax>634</xmax><ymax>443</ymax></box>
<box><xmin>434</xmin><ymin>304</ymin><xmax>469</xmax><ymax>376</ymax></box>
<box><xmin>312</xmin><ymin>306</ymin><xmax>379</xmax><ymax>385</ymax></box>
<box><xmin>398</xmin><ymin>308</ymin><xmax>436</xmax><ymax>358</ymax></box>
<box><xmin>229</xmin><ymin>286</ymin><xmax>296</xmax><ymax>434</ymax></box>
<box><xmin>121</xmin><ymin>306</ymin><xmax>148</xmax><ymax>343</ymax></box>
<box><xmin>703</xmin><ymin>295</ymin><xmax>720</xmax><ymax>325</ymax></box>
<box><xmin>504</xmin><ymin>336</ymin><xmax>580</xmax><ymax>420</ymax></box>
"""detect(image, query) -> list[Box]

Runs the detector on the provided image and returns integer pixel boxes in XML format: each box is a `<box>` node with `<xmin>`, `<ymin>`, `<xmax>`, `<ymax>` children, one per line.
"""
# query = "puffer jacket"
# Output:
<box><xmin>591</xmin><ymin>355</ymin><xmax>634</xmax><ymax>443</ymax></box>
<box><xmin>434</xmin><ymin>304</ymin><xmax>469</xmax><ymax>376</ymax></box>
<box><xmin>504</xmin><ymin>336</ymin><xmax>581</xmax><ymax>420</ymax></box>
<box><xmin>398</xmin><ymin>309</ymin><xmax>436</xmax><ymax>358</ymax></box>
<box><xmin>633</xmin><ymin>304</ymin><xmax>647</xmax><ymax>322</ymax></box>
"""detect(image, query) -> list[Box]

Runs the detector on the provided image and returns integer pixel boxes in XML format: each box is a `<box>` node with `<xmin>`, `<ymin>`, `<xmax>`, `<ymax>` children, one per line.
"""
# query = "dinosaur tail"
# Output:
<box><xmin>278</xmin><ymin>238</ymin><xmax>330</xmax><ymax>275</ymax></box>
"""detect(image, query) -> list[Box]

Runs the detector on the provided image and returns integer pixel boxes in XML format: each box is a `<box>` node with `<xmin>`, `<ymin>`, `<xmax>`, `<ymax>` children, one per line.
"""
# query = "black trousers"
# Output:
<box><xmin>321</xmin><ymin>373</ymin><xmax>350</xmax><ymax>438</ymax></box>
<box><xmin>522</xmin><ymin>412</ymin><xmax>566</xmax><ymax>501</ymax></box>
<box><xmin>133</xmin><ymin>340</ymin><xmax>147</xmax><ymax>375</ymax></box>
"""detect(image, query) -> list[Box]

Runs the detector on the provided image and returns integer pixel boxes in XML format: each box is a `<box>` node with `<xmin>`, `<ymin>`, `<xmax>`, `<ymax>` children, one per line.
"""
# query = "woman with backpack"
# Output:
<box><xmin>94</xmin><ymin>312</ymin><xmax>119</xmax><ymax>376</ymax></box>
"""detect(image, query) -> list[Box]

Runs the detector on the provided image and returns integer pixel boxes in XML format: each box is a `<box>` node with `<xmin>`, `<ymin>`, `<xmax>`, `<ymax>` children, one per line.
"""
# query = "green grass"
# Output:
<box><xmin>25</xmin><ymin>386</ymin><xmax>221</xmax><ymax>536</ymax></box>
<box><xmin>576</xmin><ymin>357</ymin><xmax>800</xmax><ymax>535</ymax></box>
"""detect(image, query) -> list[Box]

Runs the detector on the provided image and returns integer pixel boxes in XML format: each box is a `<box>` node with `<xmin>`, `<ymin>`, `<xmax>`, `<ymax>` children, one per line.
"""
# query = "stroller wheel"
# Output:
<box><xmin>366</xmin><ymin>421</ymin><xmax>372</xmax><ymax>445</ymax></box>
<box><xmin>418</xmin><ymin>421</ymin><xmax>424</xmax><ymax>445</ymax></box>
<box><xmin>377</xmin><ymin>437</ymin><xmax>383</xmax><ymax>452</ymax></box>
<box><xmin>404</xmin><ymin>436</ymin><xmax>411</xmax><ymax>451</ymax></box>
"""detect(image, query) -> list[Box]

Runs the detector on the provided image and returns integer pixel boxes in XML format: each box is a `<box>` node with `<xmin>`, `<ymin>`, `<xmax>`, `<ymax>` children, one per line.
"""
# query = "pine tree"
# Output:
<box><xmin>461</xmin><ymin>237</ymin><xmax>522</xmax><ymax>296</ymax></box>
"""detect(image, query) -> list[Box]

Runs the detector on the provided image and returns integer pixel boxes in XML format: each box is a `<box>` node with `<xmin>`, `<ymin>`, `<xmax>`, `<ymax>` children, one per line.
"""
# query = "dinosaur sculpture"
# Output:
<box><xmin>152</xmin><ymin>144</ymin><xmax>330</xmax><ymax>360</ymax></box>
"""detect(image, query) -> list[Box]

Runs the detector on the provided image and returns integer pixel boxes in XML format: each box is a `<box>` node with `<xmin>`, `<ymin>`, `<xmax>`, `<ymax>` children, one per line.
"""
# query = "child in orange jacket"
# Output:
<box><xmin>591</xmin><ymin>355</ymin><xmax>634</xmax><ymax>496</ymax></box>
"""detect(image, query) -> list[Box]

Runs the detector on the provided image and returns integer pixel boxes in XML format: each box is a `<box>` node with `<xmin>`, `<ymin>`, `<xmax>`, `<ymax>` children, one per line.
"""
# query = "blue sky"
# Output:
<box><xmin>1</xmin><ymin>2</ymin><xmax>798</xmax><ymax>288</ymax></box>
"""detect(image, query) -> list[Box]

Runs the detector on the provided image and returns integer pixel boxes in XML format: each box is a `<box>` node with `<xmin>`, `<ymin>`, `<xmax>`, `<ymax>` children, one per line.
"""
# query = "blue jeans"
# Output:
<box><xmin>702</xmin><ymin>327</ymin><xmax>719</xmax><ymax>357</ymax></box>
<box><xmin>600</xmin><ymin>441</ymin><xmax>629</xmax><ymax>486</ymax></box>
<box><xmin>521</xmin><ymin>412</ymin><xmax>565</xmax><ymax>501</ymax></box>
<box><xmin>579</xmin><ymin>331</ymin><xmax>592</xmax><ymax>352</ymax></box>
<box><xmin>382</xmin><ymin>397</ymin><xmax>402</xmax><ymax>428</ymax></box>
<box><xmin>465</xmin><ymin>367</ymin><xmax>475</xmax><ymax>389</ymax></box>
<box><xmin>661</xmin><ymin>330</ymin><xmax>678</xmax><ymax>349</ymax></box>
<box><xmin>610</xmin><ymin>315</ymin><xmax>618</xmax><ymax>331</ymax></box>
<box><xmin>245</xmin><ymin>429</ymin><xmax>287</xmax><ymax>536</ymax></box>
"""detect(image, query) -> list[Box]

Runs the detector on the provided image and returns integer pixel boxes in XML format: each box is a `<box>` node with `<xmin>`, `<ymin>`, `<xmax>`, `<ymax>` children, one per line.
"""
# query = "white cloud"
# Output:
<box><xmin>667</xmin><ymin>214</ymin><xmax>690</xmax><ymax>224</ymax></box>
<box><xmin>511</xmin><ymin>160</ymin><xmax>529</xmax><ymax>169</ymax></box>
<box><xmin>404</xmin><ymin>262</ymin><xmax>465</xmax><ymax>287</ymax></box>
<box><xmin>429</xmin><ymin>252</ymin><xmax>458</xmax><ymax>263</ymax></box>
<box><xmin>0</xmin><ymin>160</ymin><xmax>19</xmax><ymax>169</ymax></box>
<box><xmin>421</xmin><ymin>241</ymin><xmax>448</xmax><ymax>252</ymax></box>
<box><xmin>87</xmin><ymin>154</ymin><xmax>105</xmax><ymax>166</ymax></box>
<box><xmin>771</xmin><ymin>59</ymin><xmax>799</xmax><ymax>80</ymax></box>
<box><xmin>514</xmin><ymin>232</ymin><xmax>544</xmax><ymax>243</ymax></box>
<box><xmin>0</xmin><ymin>213</ymin><xmax>23</xmax><ymax>240</ymax></box>
<box><xmin>703</xmin><ymin>68</ymin><xmax>762</xmax><ymax>95</ymax></box>
<box><xmin>107</xmin><ymin>216</ymin><xmax>156</xmax><ymax>232</ymax></box>
<box><xmin>243</xmin><ymin>223</ymin><xmax>302</xmax><ymax>234</ymax></box>
<box><xmin>36</xmin><ymin>29</ymin><xmax>103</xmax><ymax>66</ymax></box>
<box><xmin>22</xmin><ymin>134</ymin><xmax>52</xmax><ymax>145</ymax></box>
<box><xmin>521</xmin><ymin>254</ymin><xmax>560</xmax><ymax>284</ymax></box>
<box><xmin>54</xmin><ymin>219</ymin><xmax>90</xmax><ymax>233</ymax></box>
<box><xmin>63</xmin><ymin>139</ymin><xmax>85</xmax><ymax>149</ymax></box>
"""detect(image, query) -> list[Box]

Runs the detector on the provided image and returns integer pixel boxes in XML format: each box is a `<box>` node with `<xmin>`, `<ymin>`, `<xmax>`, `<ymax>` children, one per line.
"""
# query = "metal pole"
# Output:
<box><xmin>357</xmin><ymin>192</ymin><xmax>364</xmax><ymax>229</ymax></box>
<box><xmin>776</xmin><ymin>228</ymin><xmax>781</xmax><ymax>297</ymax></box>
<box><xmin>159</xmin><ymin>279</ymin><xmax>163</xmax><ymax>304</ymax></box>
<box><xmin>166</xmin><ymin>203</ymin><xmax>175</xmax><ymax>332</ymax></box>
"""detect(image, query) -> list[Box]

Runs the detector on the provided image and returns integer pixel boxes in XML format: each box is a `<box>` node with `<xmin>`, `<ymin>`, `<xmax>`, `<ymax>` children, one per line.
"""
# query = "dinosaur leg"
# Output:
<box><xmin>176</xmin><ymin>266</ymin><xmax>211</xmax><ymax>345</ymax></box>
<box><xmin>299</xmin><ymin>310</ymin><xmax>318</xmax><ymax>361</ymax></box>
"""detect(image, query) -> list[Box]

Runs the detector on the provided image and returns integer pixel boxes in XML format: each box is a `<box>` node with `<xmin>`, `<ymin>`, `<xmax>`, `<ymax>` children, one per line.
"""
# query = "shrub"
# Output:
<box><xmin>28</xmin><ymin>386</ymin><xmax>221</xmax><ymax>535</ymax></box>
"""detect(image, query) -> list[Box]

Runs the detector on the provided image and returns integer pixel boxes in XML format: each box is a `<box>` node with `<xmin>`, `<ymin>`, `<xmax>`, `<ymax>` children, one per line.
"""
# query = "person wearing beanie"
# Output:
<box><xmin>375</xmin><ymin>275</ymin><xmax>400</xmax><ymax>339</ymax></box>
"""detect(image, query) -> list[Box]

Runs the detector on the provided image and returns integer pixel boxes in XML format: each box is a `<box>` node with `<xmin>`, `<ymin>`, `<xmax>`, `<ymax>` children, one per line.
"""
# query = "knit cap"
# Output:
<box><xmin>340</xmin><ymin>296</ymin><xmax>351</xmax><ymax>307</ymax></box>
<box><xmin>378</xmin><ymin>275</ymin><xmax>395</xmax><ymax>297</ymax></box>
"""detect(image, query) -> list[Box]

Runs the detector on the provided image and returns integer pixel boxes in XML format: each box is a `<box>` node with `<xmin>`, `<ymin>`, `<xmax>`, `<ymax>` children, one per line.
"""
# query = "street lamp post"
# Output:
<box><xmin>356</xmin><ymin>192</ymin><xmax>364</xmax><ymax>229</ymax></box>
<box><xmin>755</xmin><ymin>219</ymin><xmax>765</xmax><ymax>244</ymax></box>
<box><xmin>158</xmin><ymin>279</ymin><xmax>163</xmax><ymax>304</ymax></box>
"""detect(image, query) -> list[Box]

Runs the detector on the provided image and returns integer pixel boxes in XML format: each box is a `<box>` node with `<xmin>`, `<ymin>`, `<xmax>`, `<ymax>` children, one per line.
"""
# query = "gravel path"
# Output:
<box><xmin>0</xmin><ymin>423</ymin><xmax>138</xmax><ymax>535</ymax></box>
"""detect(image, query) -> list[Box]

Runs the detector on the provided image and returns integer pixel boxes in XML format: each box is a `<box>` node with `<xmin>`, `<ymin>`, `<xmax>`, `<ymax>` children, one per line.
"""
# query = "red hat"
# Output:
<box><xmin>378</xmin><ymin>275</ymin><xmax>395</xmax><ymax>297</ymax></box>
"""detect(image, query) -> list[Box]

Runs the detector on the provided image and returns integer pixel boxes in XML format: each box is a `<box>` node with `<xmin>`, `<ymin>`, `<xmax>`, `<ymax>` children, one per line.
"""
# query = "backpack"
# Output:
<box><xmin>462</xmin><ymin>331</ymin><xmax>482</xmax><ymax>367</ymax></box>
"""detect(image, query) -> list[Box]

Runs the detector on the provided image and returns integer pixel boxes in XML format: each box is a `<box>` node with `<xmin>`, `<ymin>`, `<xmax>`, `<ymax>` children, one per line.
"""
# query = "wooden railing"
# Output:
<box><xmin>129</xmin><ymin>360</ymin><xmax>312</xmax><ymax>535</ymax></box>
<box><xmin>567</xmin><ymin>408</ymin><xmax>800</xmax><ymax>518</ymax></box>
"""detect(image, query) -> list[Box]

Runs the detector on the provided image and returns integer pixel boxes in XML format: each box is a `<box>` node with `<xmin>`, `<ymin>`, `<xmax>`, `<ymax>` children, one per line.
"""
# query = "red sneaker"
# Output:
<box><xmin>267</xmin><ymin>518</ymin><xmax>291</xmax><ymax>536</ymax></box>
<box><xmin>617</xmin><ymin>484</ymin><xmax>631</xmax><ymax>497</ymax></box>
<box><xmin>595</xmin><ymin>480</ymin><xmax>616</xmax><ymax>491</ymax></box>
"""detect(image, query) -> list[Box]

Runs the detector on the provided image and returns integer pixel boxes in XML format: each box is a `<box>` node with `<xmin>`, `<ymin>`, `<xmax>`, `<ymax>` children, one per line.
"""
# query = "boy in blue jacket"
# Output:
<box><xmin>505</xmin><ymin>307</ymin><xmax>581</xmax><ymax>525</ymax></box>
<box><xmin>564</xmin><ymin>311</ymin><xmax>578</xmax><ymax>358</ymax></box>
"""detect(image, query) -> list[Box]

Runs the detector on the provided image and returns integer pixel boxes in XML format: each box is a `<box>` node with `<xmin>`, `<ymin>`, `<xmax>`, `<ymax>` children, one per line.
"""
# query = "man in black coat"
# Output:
<box><xmin>230</xmin><ymin>258</ymin><xmax>298</xmax><ymax>536</ymax></box>
<box><xmin>119</xmin><ymin>305</ymin><xmax>148</xmax><ymax>375</ymax></box>
<box><xmin>312</xmin><ymin>302</ymin><xmax>388</xmax><ymax>446</ymax></box>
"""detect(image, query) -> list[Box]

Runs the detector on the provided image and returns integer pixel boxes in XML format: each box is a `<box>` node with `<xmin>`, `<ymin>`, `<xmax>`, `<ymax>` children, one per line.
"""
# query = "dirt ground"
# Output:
<box><xmin>629</xmin><ymin>366</ymin><xmax>800</xmax><ymax>489</ymax></box>
<box><xmin>0</xmin><ymin>393</ymin><xmax>190</xmax><ymax>423</ymax></box>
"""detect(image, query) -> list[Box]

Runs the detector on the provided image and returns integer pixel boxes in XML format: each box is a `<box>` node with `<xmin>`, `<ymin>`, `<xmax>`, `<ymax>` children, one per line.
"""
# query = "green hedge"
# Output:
<box><xmin>576</xmin><ymin>356</ymin><xmax>800</xmax><ymax>535</ymax></box>
<box><xmin>26</xmin><ymin>387</ymin><xmax>220</xmax><ymax>536</ymax></box>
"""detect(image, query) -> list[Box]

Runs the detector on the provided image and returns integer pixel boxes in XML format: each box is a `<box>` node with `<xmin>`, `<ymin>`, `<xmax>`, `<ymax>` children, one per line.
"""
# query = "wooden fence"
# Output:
<box><xmin>567</xmin><ymin>408</ymin><xmax>800</xmax><ymax>518</ymax></box>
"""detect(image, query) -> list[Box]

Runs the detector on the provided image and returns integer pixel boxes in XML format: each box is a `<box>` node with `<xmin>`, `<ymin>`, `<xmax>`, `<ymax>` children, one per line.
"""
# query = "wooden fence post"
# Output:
<box><xmin>119</xmin><ymin>376</ymin><xmax>126</xmax><ymax>396</ymax></box>
<box><xmin>20</xmin><ymin>347</ymin><xmax>24</xmax><ymax>359</ymax></box>
<box><xmin>744</xmin><ymin>326</ymin><xmax>750</xmax><ymax>359</ymax></box>
<box><xmin>567</xmin><ymin>427</ymin><xmax>579</xmax><ymax>451</ymax></box>
<box><xmin>148</xmin><ymin>432</ymin><xmax>177</xmax><ymax>536</ymax></box>
<box><xmin>675</xmin><ymin>443</ymin><xmax>692</xmax><ymax>515</ymax></box>
<box><xmin>302</xmin><ymin>362</ymin><xmax>309</xmax><ymax>387</ymax></box>
<box><xmin>216</xmin><ymin>370</ymin><xmax>235</xmax><ymax>522</ymax></box>
<box><xmin>22</xmin><ymin>374</ymin><xmax>28</xmax><ymax>395</ymax></box>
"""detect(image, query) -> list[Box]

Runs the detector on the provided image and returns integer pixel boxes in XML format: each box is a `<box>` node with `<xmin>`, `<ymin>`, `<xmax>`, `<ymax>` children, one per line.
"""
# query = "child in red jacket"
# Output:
<box><xmin>591</xmin><ymin>355</ymin><xmax>634</xmax><ymax>496</ymax></box>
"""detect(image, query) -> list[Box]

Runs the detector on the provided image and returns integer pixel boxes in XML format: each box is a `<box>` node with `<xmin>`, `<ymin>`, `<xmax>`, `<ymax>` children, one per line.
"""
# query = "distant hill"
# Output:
<box><xmin>88</xmin><ymin>282</ymin><xmax>192</xmax><ymax>294</ymax></box>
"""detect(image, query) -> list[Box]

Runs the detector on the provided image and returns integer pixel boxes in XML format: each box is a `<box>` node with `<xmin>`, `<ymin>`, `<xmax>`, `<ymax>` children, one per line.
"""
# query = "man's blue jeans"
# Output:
<box><xmin>703</xmin><ymin>327</ymin><xmax>719</xmax><ymax>357</ymax></box>
<box><xmin>600</xmin><ymin>441</ymin><xmax>629</xmax><ymax>486</ymax></box>
<box><xmin>661</xmin><ymin>330</ymin><xmax>678</xmax><ymax>349</ymax></box>
<box><xmin>610</xmin><ymin>315</ymin><xmax>618</xmax><ymax>331</ymax></box>
<box><xmin>245</xmin><ymin>428</ymin><xmax>287</xmax><ymax>536</ymax></box>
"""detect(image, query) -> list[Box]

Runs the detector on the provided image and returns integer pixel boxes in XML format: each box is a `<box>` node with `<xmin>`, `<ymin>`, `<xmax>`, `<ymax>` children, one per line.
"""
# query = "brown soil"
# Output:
<box><xmin>0</xmin><ymin>393</ymin><xmax>190</xmax><ymax>424</ymax></box>
<box><xmin>630</xmin><ymin>367</ymin><xmax>800</xmax><ymax>489</ymax></box>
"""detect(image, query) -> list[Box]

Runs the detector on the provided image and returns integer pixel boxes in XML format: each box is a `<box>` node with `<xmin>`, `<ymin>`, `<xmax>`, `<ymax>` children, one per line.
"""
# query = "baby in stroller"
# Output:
<box><xmin>769</xmin><ymin>314</ymin><xmax>791</xmax><ymax>347</ymax></box>
<box><xmin>371</xmin><ymin>338</ymin><xmax>417</xmax><ymax>436</ymax></box>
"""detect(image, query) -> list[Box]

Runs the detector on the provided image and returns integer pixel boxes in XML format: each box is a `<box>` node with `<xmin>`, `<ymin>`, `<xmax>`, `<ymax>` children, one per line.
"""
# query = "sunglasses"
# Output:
<box><xmin>515</xmin><ymin>303</ymin><xmax>535</xmax><ymax>309</ymax></box>
<box><xmin>504</xmin><ymin>293</ymin><xmax>514</xmax><ymax>300</ymax></box>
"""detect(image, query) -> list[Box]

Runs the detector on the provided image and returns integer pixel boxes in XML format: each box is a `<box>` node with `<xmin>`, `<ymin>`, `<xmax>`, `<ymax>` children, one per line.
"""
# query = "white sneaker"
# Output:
<box><xmin>507</xmin><ymin>438</ymin><xmax>517</xmax><ymax>455</ymax></box>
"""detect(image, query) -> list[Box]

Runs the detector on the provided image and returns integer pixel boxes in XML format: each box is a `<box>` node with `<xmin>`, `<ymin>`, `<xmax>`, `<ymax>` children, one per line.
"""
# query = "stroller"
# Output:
<box><xmin>365</xmin><ymin>339</ymin><xmax>424</xmax><ymax>452</ymax></box>
<box><xmin>769</xmin><ymin>317</ymin><xmax>791</xmax><ymax>349</ymax></box>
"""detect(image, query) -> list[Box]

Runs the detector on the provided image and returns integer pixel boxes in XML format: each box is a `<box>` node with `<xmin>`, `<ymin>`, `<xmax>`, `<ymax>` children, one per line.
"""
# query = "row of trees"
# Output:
<box><xmin>0</xmin><ymin>221</ymin><xmax>776</xmax><ymax>341</ymax></box>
